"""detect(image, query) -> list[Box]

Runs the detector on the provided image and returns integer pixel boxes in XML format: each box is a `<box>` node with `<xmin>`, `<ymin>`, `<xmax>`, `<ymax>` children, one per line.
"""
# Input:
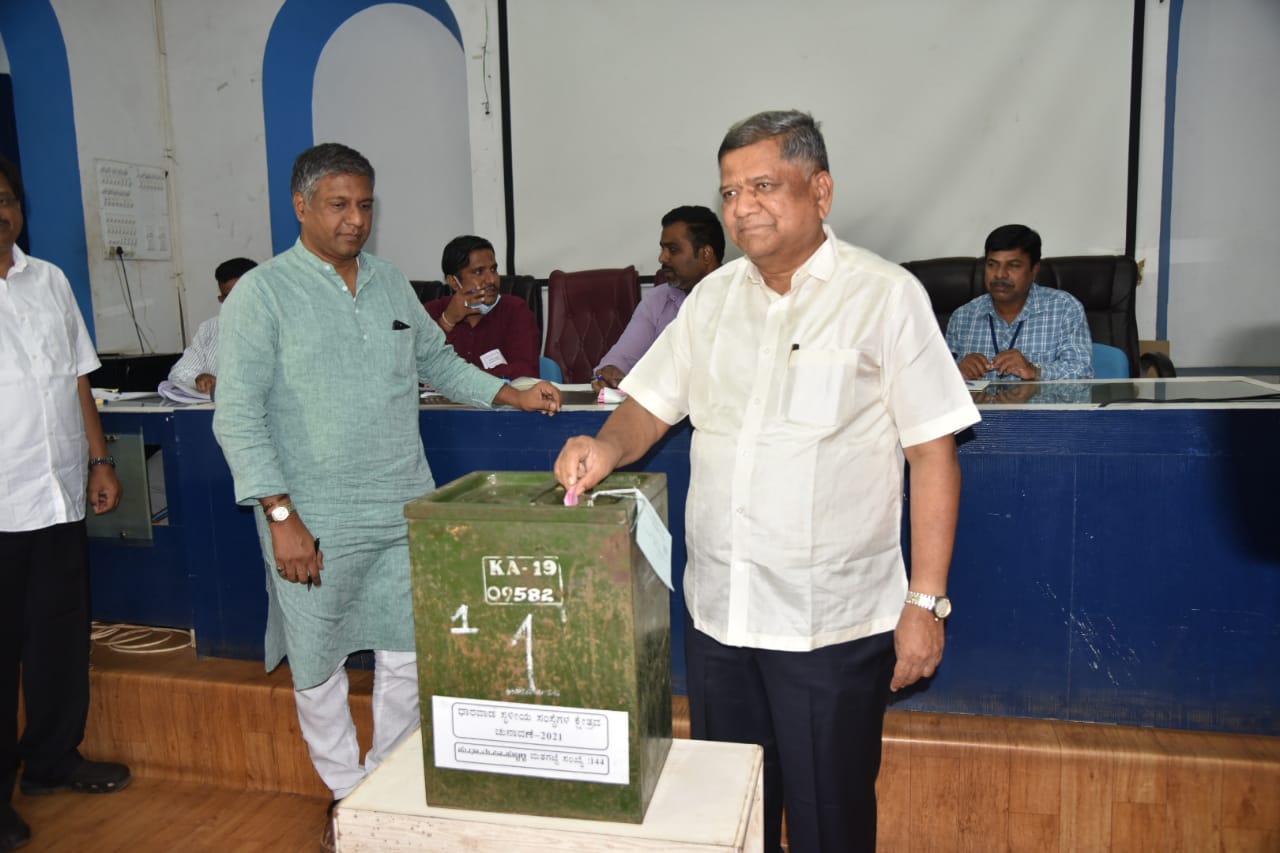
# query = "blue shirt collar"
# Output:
<box><xmin>981</xmin><ymin>282</ymin><xmax>1046</xmax><ymax>325</ymax></box>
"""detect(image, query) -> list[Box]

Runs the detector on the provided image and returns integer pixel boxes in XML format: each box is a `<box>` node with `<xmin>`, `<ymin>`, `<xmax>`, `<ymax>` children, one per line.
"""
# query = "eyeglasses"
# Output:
<box><xmin>0</xmin><ymin>195</ymin><xmax>20</xmax><ymax>209</ymax></box>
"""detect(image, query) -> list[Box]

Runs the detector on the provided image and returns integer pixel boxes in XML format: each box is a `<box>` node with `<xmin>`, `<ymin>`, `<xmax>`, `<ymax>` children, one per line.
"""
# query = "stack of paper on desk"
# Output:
<box><xmin>156</xmin><ymin>380</ymin><xmax>210</xmax><ymax>404</ymax></box>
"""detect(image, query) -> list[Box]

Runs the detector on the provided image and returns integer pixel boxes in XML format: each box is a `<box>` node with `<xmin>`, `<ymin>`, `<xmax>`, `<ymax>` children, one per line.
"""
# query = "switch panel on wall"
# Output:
<box><xmin>95</xmin><ymin>159</ymin><xmax>172</xmax><ymax>260</ymax></box>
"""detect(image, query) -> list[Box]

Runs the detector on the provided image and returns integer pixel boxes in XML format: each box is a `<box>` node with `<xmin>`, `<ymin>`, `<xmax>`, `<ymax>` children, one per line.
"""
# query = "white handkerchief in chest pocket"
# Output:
<box><xmin>783</xmin><ymin>348</ymin><xmax>859</xmax><ymax>426</ymax></box>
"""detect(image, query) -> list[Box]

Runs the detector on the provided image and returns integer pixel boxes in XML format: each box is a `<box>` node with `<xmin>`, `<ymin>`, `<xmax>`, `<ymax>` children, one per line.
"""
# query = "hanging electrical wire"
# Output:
<box><xmin>114</xmin><ymin>248</ymin><xmax>152</xmax><ymax>352</ymax></box>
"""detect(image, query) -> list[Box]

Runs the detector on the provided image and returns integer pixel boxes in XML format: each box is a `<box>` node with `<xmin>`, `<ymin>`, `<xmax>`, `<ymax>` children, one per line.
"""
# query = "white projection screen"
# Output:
<box><xmin>507</xmin><ymin>0</ymin><xmax>1135</xmax><ymax>276</ymax></box>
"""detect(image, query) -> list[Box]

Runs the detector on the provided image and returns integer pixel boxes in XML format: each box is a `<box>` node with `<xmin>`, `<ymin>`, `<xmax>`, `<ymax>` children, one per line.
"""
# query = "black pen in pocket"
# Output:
<box><xmin>307</xmin><ymin>538</ymin><xmax>321</xmax><ymax>589</ymax></box>
<box><xmin>392</xmin><ymin>320</ymin><xmax>410</xmax><ymax>330</ymax></box>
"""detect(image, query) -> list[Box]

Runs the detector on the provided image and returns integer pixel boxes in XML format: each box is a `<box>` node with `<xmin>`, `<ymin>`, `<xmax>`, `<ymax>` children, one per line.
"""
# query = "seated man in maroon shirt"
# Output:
<box><xmin>424</xmin><ymin>235</ymin><xmax>540</xmax><ymax>380</ymax></box>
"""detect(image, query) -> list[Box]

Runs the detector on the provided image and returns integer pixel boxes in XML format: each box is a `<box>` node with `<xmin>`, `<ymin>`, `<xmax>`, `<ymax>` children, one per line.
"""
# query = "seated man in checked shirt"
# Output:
<box><xmin>167</xmin><ymin>257</ymin><xmax>257</xmax><ymax>394</ymax></box>
<box><xmin>945</xmin><ymin>224</ymin><xmax>1093</xmax><ymax>381</ymax></box>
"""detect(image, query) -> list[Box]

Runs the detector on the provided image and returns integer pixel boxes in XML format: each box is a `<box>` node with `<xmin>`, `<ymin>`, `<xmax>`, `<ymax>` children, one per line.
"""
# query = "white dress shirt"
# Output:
<box><xmin>0</xmin><ymin>246</ymin><xmax>101</xmax><ymax>531</ymax></box>
<box><xmin>622</xmin><ymin>228</ymin><xmax>980</xmax><ymax>651</ymax></box>
<box><xmin>167</xmin><ymin>315</ymin><xmax>219</xmax><ymax>389</ymax></box>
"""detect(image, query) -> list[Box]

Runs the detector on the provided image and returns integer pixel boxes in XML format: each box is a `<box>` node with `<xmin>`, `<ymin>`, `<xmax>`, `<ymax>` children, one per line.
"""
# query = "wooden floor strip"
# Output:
<box><xmin>11</xmin><ymin>779</ymin><xmax>327</xmax><ymax>853</ymax></box>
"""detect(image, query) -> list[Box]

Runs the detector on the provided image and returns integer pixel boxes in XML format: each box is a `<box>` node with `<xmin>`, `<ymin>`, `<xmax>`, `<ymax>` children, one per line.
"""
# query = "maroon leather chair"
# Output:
<box><xmin>543</xmin><ymin>267</ymin><xmax>641</xmax><ymax>383</ymax></box>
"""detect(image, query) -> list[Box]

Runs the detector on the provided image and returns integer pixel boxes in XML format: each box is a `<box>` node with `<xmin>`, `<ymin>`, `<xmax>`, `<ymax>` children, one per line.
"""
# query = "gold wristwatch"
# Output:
<box><xmin>266</xmin><ymin>502</ymin><xmax>295</xmax><ymax>524</ymax></box>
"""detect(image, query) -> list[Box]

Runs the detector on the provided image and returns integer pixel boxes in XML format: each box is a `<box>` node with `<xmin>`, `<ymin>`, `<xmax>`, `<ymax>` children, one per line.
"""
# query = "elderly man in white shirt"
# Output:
<box><xmin>0</xmin><ymin>158</ymin><xmax>130</xmax><ymax>851</ymax></box>
<box><xmin>556</xmin><ymin>112</ymin><xmax>979</xmax><ymax>853</ymax></box>
<box><xmin>167</xmin><ymin>257</ymin><xmax>256</xmax><ymax>394</ymax></box>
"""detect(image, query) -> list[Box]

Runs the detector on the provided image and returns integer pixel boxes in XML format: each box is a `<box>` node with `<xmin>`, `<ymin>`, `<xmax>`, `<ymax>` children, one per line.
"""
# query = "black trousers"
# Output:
<box><xmin>0</xmin><ymin>520</ymin><xmax>92</xmax><ymax>802</ymax></box>
<box><xmin>685</xmin><ymin>614</ymin><xmax>895</xmax><ymax>853</ymax></box>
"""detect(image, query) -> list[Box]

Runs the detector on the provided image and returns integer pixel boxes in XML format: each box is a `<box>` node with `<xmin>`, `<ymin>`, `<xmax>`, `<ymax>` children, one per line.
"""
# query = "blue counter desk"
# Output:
<box><xmin>92</xmin><ymin>379</ymin><xmax>1280</xmax><ymax>735</ymax></box>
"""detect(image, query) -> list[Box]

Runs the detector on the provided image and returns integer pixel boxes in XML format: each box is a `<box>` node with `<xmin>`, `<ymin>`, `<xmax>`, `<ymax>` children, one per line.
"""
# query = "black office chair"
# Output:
<box><xmin>901</xmin><ymin>257</ymin><xmax>983</xmax><ymax>334</ymax></box>
<box><xmin>500</xmin><ymin>275</ymin><xmax>543</xmax><ymax>335</ymax></box>
<box><xmin>410</xmin><ymin>279</ymin><xmax>450</xmax><ymax>304</ymax></box>
<box><xmin>1036</xmin><ymin>256</ymin><xmax>1174</xmax><ymax>378</ymax></box>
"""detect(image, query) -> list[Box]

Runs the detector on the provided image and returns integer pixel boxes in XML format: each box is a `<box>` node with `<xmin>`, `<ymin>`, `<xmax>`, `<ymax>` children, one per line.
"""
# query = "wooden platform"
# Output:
<box><xmin>878</xmin><ymin>709</ymin><xmax>1280</xmax><ymax>852</ymax></box>
<box><xmin>337</xmin><ymin>733</ymin><xmax>764</xmax><ymax>852</ymax></box>
<box><xmin>71</xmin><ymin>643</ymin><xmax>1280</xmax><ymax>852</ymax></box>
<box><xmin>82</xmin><ymin>644</ymin><xmax>372</xmax><ymax>798</ymax></box>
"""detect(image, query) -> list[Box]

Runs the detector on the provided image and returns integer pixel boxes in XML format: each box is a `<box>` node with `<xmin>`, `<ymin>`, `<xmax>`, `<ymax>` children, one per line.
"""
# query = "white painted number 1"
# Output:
<box><xmin>452</xmin><ymin>606</ymin><xmax>549</xmax><ymax>696</ymax></box>
<box><xmin>450</xmin><ymin>604</ymin><xmax>478</xmax><ymax>635</ymax></box>
<box><xmin>510</xmin><ymin>614</ymin><xmax>536</xmax><ymax>692</ymax></box>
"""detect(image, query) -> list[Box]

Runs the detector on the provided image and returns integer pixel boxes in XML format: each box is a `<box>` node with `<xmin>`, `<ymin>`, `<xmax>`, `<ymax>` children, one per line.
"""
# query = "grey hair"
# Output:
<box><xmin>718</xmin><ymin>110</ymin><xmax>829</xmax><ymax>174</ymax></box>
<box><xmin>290</xmin><ymin>143</ymin><xmax>375</xmax><ymax>205</ymax></box>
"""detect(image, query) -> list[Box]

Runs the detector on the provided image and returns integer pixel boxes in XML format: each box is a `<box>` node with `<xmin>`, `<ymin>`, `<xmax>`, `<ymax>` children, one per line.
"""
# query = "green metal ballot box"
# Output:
<box><xmin>405</xmin><ymin>471</ymin><xmax>673</xmax><ymax>823</ymax></box>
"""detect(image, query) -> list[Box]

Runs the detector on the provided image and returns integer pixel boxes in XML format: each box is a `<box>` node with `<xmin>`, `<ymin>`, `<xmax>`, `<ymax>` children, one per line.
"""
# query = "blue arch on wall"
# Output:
<box><xmin>0</xmin><ymin>1</ymin><xmax>94</xmax><ymax>339</ymax></box>
<box><xmin>263</xmin><ymin>0</ymin><xmax>463</xmax><ymax>255</ymax></box>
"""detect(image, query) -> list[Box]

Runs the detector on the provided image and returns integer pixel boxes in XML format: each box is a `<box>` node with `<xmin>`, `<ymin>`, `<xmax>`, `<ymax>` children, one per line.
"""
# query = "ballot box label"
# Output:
<box><xmin>481</xmin><ymin>555</ymin><xmax>566</xmax><ymax>606</ymax></box>
<box><xmin>433</xmin><ymin>696</ymin><xmax>630</xmax><ymax>785</ymax></box>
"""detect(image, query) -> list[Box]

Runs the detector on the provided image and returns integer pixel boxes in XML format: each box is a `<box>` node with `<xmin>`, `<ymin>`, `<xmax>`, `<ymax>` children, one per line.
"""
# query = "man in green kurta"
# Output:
<box><xmin>213</xmin><ymin>144</ymin><xmax>560</xmax><ymax>829</ymax></box>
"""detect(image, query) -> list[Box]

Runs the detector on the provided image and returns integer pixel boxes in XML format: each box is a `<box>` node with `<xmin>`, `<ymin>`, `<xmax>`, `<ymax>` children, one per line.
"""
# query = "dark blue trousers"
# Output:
<box><xmin>0</xmin><ymin>520</ymin><xmax>92</xmax><ymax>801</ymax></box>
<box><xmin>685</xmin><ymin>614</ymin><xmax>895</xmax><ymax>853</ymax></box>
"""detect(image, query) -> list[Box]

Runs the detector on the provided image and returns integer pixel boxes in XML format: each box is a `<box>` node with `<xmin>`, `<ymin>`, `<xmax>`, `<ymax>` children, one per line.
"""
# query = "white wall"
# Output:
<box><xmin>453</xmin><ymin>0</ymin><xmax>507</xmax><ymax>267</ymax></box>
<box><xmin>507</xmin><ymin>0</ymin><xmax>1136</xmax><ymax>277</ymax></box>
<box><xmin>53</xmin><ymin>0</ymin><xmax>181</xmax><ymax>354</ymax></box>
<box><xmin>314</xmin><ymin>4</ymin><xmax>472</xmax><ymax>279</ymax></box>
<box><xmin>1166</xmin><ymin>0</ymin><xmax>1280</xmax><ymax>367</ymax></box>
<box><xmin>160</xmin><ymin>0</ymin><xmax>279</xmax><ymax>342</ymax></box>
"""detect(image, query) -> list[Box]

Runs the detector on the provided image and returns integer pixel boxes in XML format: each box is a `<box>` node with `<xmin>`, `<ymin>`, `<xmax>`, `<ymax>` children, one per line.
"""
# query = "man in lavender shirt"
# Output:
<box><xmin>592</xmin><ymin>205</ymin><xmax>724</xmax><ymax>392</ymax></box>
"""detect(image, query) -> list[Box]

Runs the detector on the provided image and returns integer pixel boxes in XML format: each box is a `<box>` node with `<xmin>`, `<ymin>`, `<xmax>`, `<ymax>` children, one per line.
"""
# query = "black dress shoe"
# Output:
<box><xmin>19</xmin><ymin>759</ymin><xmax>131</xmax><ymax>796</ymax></box>
<box><xmin>0</xmin><ymin>803</ymin><xmax>30</xmax><ymax>851</ymax></box>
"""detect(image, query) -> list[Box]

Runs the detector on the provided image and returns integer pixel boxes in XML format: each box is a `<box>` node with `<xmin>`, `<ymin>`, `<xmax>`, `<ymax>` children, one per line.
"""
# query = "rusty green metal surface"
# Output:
<box><xmin>406</xmin><ymin>472</ymin><xmax>672</xmax><ymax>822</ymax></box>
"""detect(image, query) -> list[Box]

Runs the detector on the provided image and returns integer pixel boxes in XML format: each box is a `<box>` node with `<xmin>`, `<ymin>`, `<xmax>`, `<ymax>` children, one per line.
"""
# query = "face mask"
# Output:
<box><xmin>469</xmin><ymin>293</ymin><xmax>501</xmax><ymax>315</ymax></box>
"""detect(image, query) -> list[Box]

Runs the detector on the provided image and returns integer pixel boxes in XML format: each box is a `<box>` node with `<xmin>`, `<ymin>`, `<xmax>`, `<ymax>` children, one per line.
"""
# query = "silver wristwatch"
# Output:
<box><xmin>905</xmin><ymin>590</ymin><xmax>952</xmax><ymax>620</ymax></box>
<box><xmin>266</xmin><ymin>502</ymin><xmax>295</xmax><ymax>524</ymax></box>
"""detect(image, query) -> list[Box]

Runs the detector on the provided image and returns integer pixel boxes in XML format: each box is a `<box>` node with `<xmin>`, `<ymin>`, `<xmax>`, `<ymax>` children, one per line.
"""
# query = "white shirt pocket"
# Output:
<box><xmin>782</xmin><ymin>347</ymin><xmax>859</xmax><ymax>427</ymax></box>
